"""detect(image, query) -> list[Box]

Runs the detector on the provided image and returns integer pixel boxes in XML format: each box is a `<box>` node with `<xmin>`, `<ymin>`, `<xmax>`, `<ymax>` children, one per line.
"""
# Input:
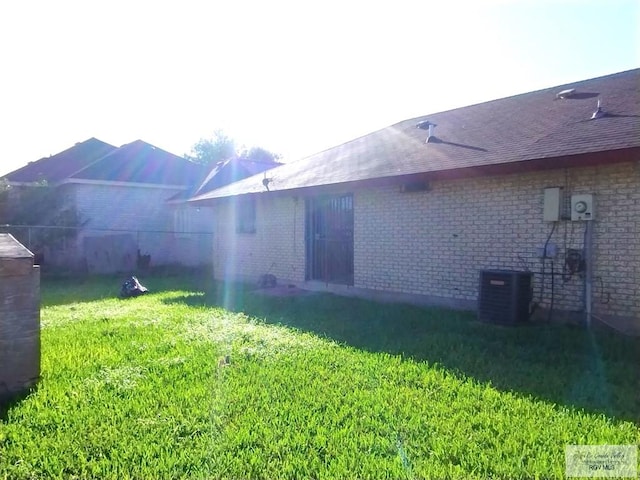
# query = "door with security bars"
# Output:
<box><xmin>306</xmin><ymin>194</ymin><xmax>354</xmax><ymax>285</ymax></box>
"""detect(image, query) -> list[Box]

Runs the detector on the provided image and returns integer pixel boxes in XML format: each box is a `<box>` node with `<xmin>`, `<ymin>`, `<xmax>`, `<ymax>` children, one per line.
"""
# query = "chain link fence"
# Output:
<box><xmin>1</xmin><ymin>224</ymin><xmax>214</xmax><ymax>275</ymax></box>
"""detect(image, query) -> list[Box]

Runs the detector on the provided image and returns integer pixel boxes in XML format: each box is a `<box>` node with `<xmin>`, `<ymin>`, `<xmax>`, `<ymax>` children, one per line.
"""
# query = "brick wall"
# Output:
<box><xmin>212</xmin><ymin>161</ymin><xmax>640</xmax><ymax>324</ymax></box>
<box><xmin>213</xmin><ymin>195</ymin><xmax>306</xmax><ymax>284</ymax></box>
<box><xmin>0</xmin><ymin>254</ymin><xmax>40</xmax><ymax>400</ymax></box>
<box><xmin>356</xmin><ymin>163</ymin><xmax>640</xmax><ymax>322</ymax></box>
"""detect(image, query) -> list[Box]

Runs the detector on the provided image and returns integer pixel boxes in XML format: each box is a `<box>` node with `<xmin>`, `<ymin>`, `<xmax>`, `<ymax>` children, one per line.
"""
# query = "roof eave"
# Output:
<box><xmin>188</xmin><ymin>146</ymin><xmax>640</xmax><ymax>203</ymax></box>
<box><xmin>59</xmin><ymin>178</ymin><xmax>190</xmax><ymax>189</ymax></box>
<box><xmin>2</xmin><ymin>180</ymin><xmax>52</xmax><ymax>187</ymax></box>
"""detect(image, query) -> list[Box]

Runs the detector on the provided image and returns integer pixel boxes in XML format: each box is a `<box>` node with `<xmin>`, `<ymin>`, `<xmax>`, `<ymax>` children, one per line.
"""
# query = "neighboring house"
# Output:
<box><xmin>191</xmin><ymin>69</ymin><xmax>640</xmax><ymax>331</ymax></box>
<box><xmin>193</xmin><ymin>156</ymin><xmax>283</xmax><ymax>195</ymax></box>
<box><xmin>166</xmin><ymin>155</ymin><xmax>282</xmax><ymax>267</ymax></box>
<box><xmin>2</xmin><ymin>138</ymin><xmax>118</xmax><ymax>185</ymax></box>
<box><xmin>3</xmin><ymin>138</ymin><xmax>206</xmax><ymax>272</ymax></box>
<box><xmin>3</xmin><ymin>139</ymin><xmax>281</xmax><ymax>273</ymax></box>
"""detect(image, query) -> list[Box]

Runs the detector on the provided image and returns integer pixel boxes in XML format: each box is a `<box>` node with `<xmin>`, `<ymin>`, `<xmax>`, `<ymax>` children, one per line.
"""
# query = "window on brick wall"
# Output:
<box><xmin>236</xmin><ymin>196</ymin><xmax>256</xmax><ymax>234</ymax></box>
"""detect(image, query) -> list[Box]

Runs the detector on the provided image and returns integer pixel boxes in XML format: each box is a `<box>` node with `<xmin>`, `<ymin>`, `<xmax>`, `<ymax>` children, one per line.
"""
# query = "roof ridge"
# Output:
<box><xmin>66</xmin><ymin>140</ymin><xmax>125</xmax><ymax>179</ymax></box>
<box><xmin>126</xmin><ymin>139</ymin><xmax>200</xmax><ymax>164</ymax></box>
<box><xmin>392</xmin><ymin>68</ymin><xmax>640</xmax><ymax>132</ymax></box>
<box><xmin>69</xmin><ymin>139</ymin><xmax>201</xmax><ymax>181</ymax></box>
<box><xmin>3</xmin><ymin>138</ymin><xmax>117</xmax><ymax>183</ymax></box>
<box><xmin>300</xmin><ymin>68</ymin><xmax>640</xmax><ymax>161</ymax></box>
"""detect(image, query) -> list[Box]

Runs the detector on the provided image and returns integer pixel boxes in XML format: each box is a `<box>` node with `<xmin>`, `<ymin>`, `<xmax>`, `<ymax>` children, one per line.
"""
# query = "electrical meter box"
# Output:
<box><xmin>571</xmin><ymin>194</ymin><xmax>595</xmax><ymax>221</ymax></box>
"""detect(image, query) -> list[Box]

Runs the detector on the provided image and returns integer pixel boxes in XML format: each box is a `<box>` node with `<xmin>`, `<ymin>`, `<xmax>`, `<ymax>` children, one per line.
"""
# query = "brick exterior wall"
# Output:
<box><xmin>212</xmin><ymin>161</ymin><xmax>640</xmax><ymax>325</ymax></box>
<box><xmin>213</xmin><ymin>195</ymin><xmax>306</xmax><ymax>283</ymax></box>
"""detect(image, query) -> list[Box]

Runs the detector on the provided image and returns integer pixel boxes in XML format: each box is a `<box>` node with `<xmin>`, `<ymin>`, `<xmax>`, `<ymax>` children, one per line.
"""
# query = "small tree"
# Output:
<box><xmin>186</xmin><ymin>130</ymin><xmax>280</xmax><ymax>166</ymax></box>
<box><xmin>239</xmin><ymin>146</ymin><xmax>281</xmax><ymax>163</ymax></box>
<box><xmin>185</xmin><ymin>130</ymin><xmax>236</xmax><ymax>166</ymax></box>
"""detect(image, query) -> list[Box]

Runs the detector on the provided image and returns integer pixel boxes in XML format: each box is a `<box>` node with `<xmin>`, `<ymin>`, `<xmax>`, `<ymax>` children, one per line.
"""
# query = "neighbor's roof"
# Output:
<box><xmin>4</xmin><ymin>138</ymin><xmax>204</xmax><ymax>188</ymax></box>
<box><xmin>191</xmin><ymin>68</ymin><xmax>640</xmax><ymax>202</ymax></box>
<box><xmin>167</xmin><ymin>156</ymin><xmax>282</xmax><ymax>202</ymax></box>
<box><xmin>68</xmin><ymin>140</ymin><xmax>204</xmax><ymax>186</ymax></box>
<box><xmin>3</xmin><ymin>138</ymin><xmax>116</xmax><ymax>184</ymax></box>
<box><xmin>194</xmin><ymin>157</ymin><xmax>282</xmax><ymax>195</ymax></box>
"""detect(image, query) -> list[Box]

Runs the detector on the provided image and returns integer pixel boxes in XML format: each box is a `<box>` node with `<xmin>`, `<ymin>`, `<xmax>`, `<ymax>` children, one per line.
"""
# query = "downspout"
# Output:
<box><xmin>584</xmin><ymin>221</ymin><xmax>594</xmax><ymax>328</ymax></box>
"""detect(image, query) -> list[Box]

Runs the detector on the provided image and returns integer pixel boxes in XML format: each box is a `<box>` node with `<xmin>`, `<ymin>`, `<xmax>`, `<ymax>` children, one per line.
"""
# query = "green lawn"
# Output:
<box><xmin>1</xmin><ymin>274</ymin><xmax>638</xmax><ymax>479</ymax></box>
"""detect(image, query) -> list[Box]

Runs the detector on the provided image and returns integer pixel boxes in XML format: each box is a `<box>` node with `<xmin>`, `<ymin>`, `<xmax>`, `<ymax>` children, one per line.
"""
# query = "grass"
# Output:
<box><xmin>0</xmin><ymin>274</ymin><xmax>638</xmax><ymax>479</ymax></box>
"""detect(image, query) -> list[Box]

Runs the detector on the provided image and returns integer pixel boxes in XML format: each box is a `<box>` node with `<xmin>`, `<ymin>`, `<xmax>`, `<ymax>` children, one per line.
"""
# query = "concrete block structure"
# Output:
<box><xmin>0</xmin><ymin>233</ymin><xmax>40</xmax><ymax>401</ymax></box>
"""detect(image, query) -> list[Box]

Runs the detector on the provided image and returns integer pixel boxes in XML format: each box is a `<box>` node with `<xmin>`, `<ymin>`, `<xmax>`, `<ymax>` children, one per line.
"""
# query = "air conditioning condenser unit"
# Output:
<box><xmin>478</xmin><ymin>270</ymin><xmax>533</xmax><ymax>325</ymax></box>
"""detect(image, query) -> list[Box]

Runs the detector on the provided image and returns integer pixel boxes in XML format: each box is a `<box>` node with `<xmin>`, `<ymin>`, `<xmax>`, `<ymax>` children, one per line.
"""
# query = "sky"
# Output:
<box><xmin>0</xmin><ymin>0</ymin><xmax>638</xmax><ymax>176</ymax></box>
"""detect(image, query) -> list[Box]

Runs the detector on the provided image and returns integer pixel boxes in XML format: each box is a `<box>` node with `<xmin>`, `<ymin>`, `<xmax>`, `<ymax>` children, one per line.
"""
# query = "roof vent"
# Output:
<box><xmin>262</xmin><ymin>172</ymin><xmax>274</xmax><ymax>191</ymax></box>
<box><xmin>416</xmin><ymin>120</ymin><xmax>435</xmax><ymax>130</ymax></box>
<box><xmin>590</xmin><ymin>98</ymin><xmax>606</xmax><ymax>120</ymax></box>
<box><xmin>417</xmin><ymin>120</ymin><xmax>437</xmax><ymax>143</ymax></box>
<box><xmin>425</xmin><ymin>124</ymin><xmax>436</xmax><ymax>143</ymax></box>
<box><xmin>556</xmin><ymin>88</ymin><xmax>576</xmax><ymax>99</ymax></box>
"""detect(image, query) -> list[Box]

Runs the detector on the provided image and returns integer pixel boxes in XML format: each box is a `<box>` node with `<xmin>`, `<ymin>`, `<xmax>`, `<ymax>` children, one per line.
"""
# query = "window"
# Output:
<box><xmin>236</xmin><ymin>196</ymin><xmax>256</xmax><ymax>234</ymax></box>
<box><xmin>173</xmin><ymin>207</ymin><xmax>192</xmax><ymax>237</ymax></box>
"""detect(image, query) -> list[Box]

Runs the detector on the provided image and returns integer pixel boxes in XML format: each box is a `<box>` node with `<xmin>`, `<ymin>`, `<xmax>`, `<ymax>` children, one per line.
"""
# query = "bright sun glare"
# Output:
<box><xmin>0</xmin><ymin>1</ymin><xmax>638</xmax><ymax>174</ymax></box>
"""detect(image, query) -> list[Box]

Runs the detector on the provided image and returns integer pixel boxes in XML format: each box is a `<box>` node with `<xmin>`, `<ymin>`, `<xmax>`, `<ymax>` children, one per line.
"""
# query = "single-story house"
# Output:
<box><xmin>191</xmin><ymin>68</ymin><xmax>640</xmax><ymax>331</ymax></box>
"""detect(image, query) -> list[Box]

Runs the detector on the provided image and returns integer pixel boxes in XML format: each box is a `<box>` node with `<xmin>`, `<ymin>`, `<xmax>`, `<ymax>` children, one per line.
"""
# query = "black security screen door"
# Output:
<box><xmin>306</xmin><ymin>194</ymin><xmax>354</xmax><ymax>285</ymax></box>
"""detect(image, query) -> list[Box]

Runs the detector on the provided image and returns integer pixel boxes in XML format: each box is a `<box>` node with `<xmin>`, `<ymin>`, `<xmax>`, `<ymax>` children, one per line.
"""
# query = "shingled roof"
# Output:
<box><xmin>4</xmin><ymin>138</ymin><xmax>204</xmax><ymax>188</ymax></box>
<box><xmin>190</xmin><ymin>68</ymin><xmax>640</xmax><ymax>202</ymax></box>
<box><xmin>3</xmin><ymin>138</ymin><xmax>116</xmax><ymax>184</ymax></box>
<box><xmin>194</xmin><ymin>157</ymin><xmax>282</xmax><ymax>195</ymax></box>
<box><xmin>167</xmin><ymin>155</ymin><xmax>283</xmax><ymax>203</ymax></box>
<box><xmin>69</xmin><ymin>140</ymin><xmax>204</xmax><ymax>186</ymax></box>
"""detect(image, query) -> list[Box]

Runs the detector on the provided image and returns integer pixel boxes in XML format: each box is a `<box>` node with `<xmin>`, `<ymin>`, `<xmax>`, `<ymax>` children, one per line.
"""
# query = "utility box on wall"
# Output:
<box><xmin>0</xmin><ymin>234</ymin><xmax>40</xmax><ymax>402</ymax></box>
<box><xmin>571</xmin><ymin>194</ymin><xmax>595</xmax><ymax>221</ymax></box>
<box><xmin>543</xmin><ymin>187</ymin><xmax>562</xmax><ymax>222</ymax></box>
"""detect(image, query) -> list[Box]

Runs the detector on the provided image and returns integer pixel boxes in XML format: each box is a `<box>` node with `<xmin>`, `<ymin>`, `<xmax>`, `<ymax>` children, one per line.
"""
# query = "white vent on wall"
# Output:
<box><xmin>571</xmin><ymin>194</ymin><xmax>595</xmax><ymax>221</ymax></box>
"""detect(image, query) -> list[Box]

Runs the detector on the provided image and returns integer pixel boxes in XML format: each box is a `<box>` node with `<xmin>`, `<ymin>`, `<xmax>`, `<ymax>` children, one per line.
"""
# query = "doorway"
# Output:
<box><xmin>306</xmin><ymin>194</ymin><xmax>354</xmax><ymax>285</ymax></box>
